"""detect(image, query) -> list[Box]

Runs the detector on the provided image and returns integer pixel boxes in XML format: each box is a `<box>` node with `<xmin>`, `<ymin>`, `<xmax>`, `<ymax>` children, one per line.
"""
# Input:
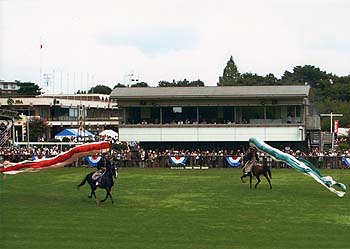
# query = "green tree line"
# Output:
<box><xmin>14</xmin><ymin>56</ymin><xmax>349</xmax><ymax>129</ymax></box>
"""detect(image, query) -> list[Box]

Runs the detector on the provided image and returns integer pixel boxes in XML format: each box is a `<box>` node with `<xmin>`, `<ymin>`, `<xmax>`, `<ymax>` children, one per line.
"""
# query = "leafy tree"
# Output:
<box><xmin>177</xmin><ymin>79</ymin><xmax>190</xmax><ymax>87</ymax></box>
<box><xmin>131</xmin><ymin>82</ymin><xmax>149</xmax><ymax>87</ymax></box>
<box><xmin>158</xmin><ymin>80</ymin><xmax>176</xmax><ymax>87</ymax></box>
<box><xmin>236</xmin><ymin>73</ymin><xmax>265</xmax><ymax>85</ymax></box>
<box><xmin>158</xmin><ymin>79</ymin><xmax>205</xmax><ymax>87</ymax></box>
<box><xmin>189</xmin><ymin>79</ymin><xmax>205</xmax><ymax>87</ymax></box>
<box><xmin>76</xmin><ymin>90</ymin><xmax>87</xmax><ymax>94</ymax></box>
<box><xmin>279</xmin><ymin>65</ymin><xmax>330</xmax><ymax>87</ymax></box>
<box><xmin>264</xmin><ymin>73</ymin><xmax>278</xmax><ymax>84</ymax></box>
<box><xmin>29</xmin><ymin>118</ymin><xmax>47</xmax><ymax>142</ymax></box>
<box><xmin>218</xmin><ymin>56</ymin><xmax>240</xmax><ymax>86</ymax></box>
<box><xmin>314</xmin><ymin>97</ymin><xmax>350</xmax><ymax>129</ymax></box>
<box><xmin>326</xmin><ymin>77</ymin><xmax>350</xmax><ymax>102</ymax></box>
<box><xmin>113</xmin><ymin>83</ymin><xmax>127</xmax><ymax>88</ymax></box>
<box><xmin>16</xmin><ymin>82</ymin><xmax>41</xmax><ymax>96</ymax></box>
<box><xmin>88</xmin><ymin>85</ymin><xmax>112</xmax><ymax>94</ymax></box>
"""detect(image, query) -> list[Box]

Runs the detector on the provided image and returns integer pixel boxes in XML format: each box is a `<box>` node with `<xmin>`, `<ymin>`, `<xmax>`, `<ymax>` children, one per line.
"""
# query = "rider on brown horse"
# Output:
<box><xmin>242</xmin><ymin>147</ymin><xmax>258</xmax><ymax>178</ymax></box>
<box><xmin>241</xmin><ymin>147</ymin><xmax>272</xmax><ymax>189</ymax></box>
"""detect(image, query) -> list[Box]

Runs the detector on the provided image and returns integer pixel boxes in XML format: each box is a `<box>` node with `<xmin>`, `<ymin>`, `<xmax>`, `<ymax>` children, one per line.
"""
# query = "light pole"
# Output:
<box><xmin>320</xmin><ymin>112</ymin><xmax>343</xmax><ymax>152</ymax></box>
<box><xmin>27</xmin><ymin>114</ymin><xmax>30</xmax><ymax>148</ymax></box>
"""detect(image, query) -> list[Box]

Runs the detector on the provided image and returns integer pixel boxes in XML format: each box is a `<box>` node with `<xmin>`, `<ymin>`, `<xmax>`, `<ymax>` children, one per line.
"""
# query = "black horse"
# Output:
<box><xmin>241</xmin><ymin>163</ymin><xmax>272</xmax><ymax>189</ymax></box>
<box><xmin>77</xmin><ymin>162</ymin><xmax>118</xmax><ymax>204</ymax></box>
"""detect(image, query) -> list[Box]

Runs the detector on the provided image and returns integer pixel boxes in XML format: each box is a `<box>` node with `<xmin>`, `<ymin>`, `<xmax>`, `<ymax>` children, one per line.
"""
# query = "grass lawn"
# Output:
<box><xmin>1</xmin><ymin>167</ymin><xmax>350</xmax><ymax>249</ymax></box>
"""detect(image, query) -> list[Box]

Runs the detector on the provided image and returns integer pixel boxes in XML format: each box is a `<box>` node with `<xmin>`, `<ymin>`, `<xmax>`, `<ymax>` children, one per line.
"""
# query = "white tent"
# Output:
<box><xmin>99</xmin><ymin>129</ymin><xmax>118</xmax><ymax>139</ymax></box>
<box><xmin>55</xmin><ymin>128</ymin><xmax>95</xmax><ymax>141</ymax></box>
<box><xmin>338</xmin><ymin>128</ymin><xmax>349</xmax><ymax>136</ymax></box>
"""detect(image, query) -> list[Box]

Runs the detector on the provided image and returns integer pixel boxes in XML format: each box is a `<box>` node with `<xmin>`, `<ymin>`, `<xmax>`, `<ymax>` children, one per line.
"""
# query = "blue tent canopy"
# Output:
<box><xmin>55</xmin><ymin>129</ymin><xmax>94</xmax><ymax>139</ymax></box>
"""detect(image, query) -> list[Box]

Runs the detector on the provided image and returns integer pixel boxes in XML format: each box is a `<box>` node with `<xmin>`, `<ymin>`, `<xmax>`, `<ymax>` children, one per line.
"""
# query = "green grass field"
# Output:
<box><xmin>1</xmin><ymin>167</ymin><xmax>350</xmax><ymax>249</ymax></box>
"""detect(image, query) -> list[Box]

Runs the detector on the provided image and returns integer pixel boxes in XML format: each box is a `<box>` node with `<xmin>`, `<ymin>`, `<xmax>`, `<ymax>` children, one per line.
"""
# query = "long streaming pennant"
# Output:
<box><xmin>249</xmin><ymin>137</ymin><xmax>346</xmax><ymax>197</ymax></box>
<box><xmin>0</xmin><ymin>141</ymin><xmax>110</xmax><ymax>175</ymax></box>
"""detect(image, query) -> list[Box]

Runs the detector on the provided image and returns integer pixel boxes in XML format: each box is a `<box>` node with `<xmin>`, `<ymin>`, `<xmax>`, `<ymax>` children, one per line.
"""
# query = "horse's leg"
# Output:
<box><xmin>101</xmin><ymin>189</ymin><xmax>109</xmax><ymax>202</ymax></box>
<box><xmin>263</xmin><ymin>172</ymin><xmax>272</xmax><ymax>189</ymax></box>
<box><xmin>241</xmin><ymin>174</ymin><xmax>247</xmax><ymax>183</ymax></box>
<box><xmin>101</xmin><ymin>188</ymin><xmax>114</xmax><ymax>204</ymax></box>
<box><xmin>254</xmin><ymin>175</ymin><xmax>261</xmax><ymax>188</ymax></box>
<box><xmin>249</xmin><ymin>174</ymin><xmax>253</xmax><ymax>188</ymax></box>
<box><xmin>108</xmin><ymin>190</ymin><xmax>115</xmax><ymax>205</ymax></box>
<box><xmin>89</xmin><ymin>184</ymin><xmax>97</xmax><ymax>199</ymax></box>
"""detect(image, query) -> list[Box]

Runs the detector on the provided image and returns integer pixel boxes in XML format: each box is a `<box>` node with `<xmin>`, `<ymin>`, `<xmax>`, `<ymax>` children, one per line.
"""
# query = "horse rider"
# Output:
<box><xmin>104</xmin><ymin>153</ymin><xmax>117</xmax><ymax>178</ymax></box>
<box><xmin>92</xmin><ymin>154</ymin><xmax>107</xmax><ymax>185</ymax></box>
<box><xmin>242</xmin><ymin>147</ymin><xmax>258</xmax><ymax>177</ymax></box>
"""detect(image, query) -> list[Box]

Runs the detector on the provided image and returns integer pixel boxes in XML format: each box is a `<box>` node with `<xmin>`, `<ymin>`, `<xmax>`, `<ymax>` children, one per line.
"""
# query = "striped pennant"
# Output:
<box><xmin>0</xmin><ymin>141</ymin><xmax>110</xmax><ymax>175</ymax></box>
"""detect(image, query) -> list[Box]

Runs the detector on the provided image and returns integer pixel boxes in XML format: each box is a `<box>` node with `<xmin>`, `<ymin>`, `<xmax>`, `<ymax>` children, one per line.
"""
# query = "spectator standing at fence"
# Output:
<box><xmin>140</xmin><ymin>149</ymin><xmax>146</xmax><ymax>168</ymax></box>
<box><xmin>210</xmin><ymin>150</ymin><xmax>217</xmax><ymax>168</ymax></box>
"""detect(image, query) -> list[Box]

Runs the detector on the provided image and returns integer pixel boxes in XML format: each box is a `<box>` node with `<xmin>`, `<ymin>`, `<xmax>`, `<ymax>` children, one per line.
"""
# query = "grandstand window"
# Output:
<box><xmin>240</xmin><ymin>106</ymin><xmax>265</xmax><ymax>124</ymax></box>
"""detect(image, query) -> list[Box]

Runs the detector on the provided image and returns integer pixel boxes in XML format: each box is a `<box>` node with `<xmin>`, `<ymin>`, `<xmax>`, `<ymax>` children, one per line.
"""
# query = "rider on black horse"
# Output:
<box><xmin>92</xmin><ymin>153</ymin><xmax>113</xmax><ymax>185</ymax></box>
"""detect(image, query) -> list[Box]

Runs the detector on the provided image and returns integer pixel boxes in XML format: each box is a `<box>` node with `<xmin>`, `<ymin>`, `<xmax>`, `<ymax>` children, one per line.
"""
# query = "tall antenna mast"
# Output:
<box><xmin>40</xmin><ymin>38</ymin><xmax>43</xmax><ymax>92</ymax></box>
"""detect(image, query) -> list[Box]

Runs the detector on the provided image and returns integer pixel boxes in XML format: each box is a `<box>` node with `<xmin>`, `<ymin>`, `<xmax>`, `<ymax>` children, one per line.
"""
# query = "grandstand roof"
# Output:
<box><xmin>110</xmin><ymin>85</ymin><xmax>310</xmax><ymax>99</ymax></box>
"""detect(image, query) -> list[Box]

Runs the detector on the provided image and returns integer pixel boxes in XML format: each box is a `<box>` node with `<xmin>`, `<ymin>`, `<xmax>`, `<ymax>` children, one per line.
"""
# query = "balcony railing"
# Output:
<box><xmin>41</xmin><ymin>116</ymin><xmax>117</xmax><ymax>121</ymax></box>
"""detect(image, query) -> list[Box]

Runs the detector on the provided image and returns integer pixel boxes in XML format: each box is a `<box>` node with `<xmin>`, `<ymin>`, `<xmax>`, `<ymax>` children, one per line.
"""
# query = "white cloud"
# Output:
<box><xmin>1</xmin><ymin>0</ymin><xmax>349</xmax><ymax>93</ymax></box>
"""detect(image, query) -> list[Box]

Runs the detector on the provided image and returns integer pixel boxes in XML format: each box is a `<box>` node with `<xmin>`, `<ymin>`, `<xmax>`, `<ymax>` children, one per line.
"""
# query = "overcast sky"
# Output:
<box><xmin>1</xmin><ymin>0</ymin><xmax>349</xmax><ymax>93</ymax></box>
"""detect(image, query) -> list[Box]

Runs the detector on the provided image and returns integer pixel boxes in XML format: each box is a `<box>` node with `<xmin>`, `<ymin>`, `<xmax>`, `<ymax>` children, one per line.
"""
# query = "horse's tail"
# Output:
<box><xmin>77</xmin><ymin>175</ymin><xmax>88</xmax><ymax>188</ymax></box>
<box><xmin>267</xmin><ymin>166</ymin><xmax>272</xmax><ymax>179</ymax></box>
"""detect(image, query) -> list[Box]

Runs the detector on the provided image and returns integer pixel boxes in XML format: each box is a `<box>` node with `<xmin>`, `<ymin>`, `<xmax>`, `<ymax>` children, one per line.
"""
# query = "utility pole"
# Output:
<box><xmin>320</xmin><ymin>112</ymin><xmax>343</xmax><ymax>152</ymax></box>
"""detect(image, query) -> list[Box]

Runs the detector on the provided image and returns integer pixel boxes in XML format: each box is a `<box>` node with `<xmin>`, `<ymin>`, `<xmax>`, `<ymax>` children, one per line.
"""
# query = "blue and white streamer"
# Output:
<box><xmin>249</xmin><ymin>137</ymin><xmax>346</xmax><ymax>197</ymax></box>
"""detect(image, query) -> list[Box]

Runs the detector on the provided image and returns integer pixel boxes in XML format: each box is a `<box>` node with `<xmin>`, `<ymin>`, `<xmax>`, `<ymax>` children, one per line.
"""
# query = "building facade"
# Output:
<box><xmin>0</xmin><ymin>94</ymin><xmax>118</xmax><ymax>144</ymax></box>
<box><xmin>110</xmin><ymin>85</ymin><xmax>320</xmax><ymax>149</ymax></box>
<box><xmin>0</xmin><ymin>81</ymin><xmax>20</xmax><ymax>95</ymax></box>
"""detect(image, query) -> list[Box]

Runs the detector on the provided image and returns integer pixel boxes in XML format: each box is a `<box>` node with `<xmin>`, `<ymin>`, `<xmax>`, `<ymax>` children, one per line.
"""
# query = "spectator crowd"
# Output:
<box><xmin>1</xmin><ymin>142</ymin><xmax>349</xmax><ymax>169</ymax></box>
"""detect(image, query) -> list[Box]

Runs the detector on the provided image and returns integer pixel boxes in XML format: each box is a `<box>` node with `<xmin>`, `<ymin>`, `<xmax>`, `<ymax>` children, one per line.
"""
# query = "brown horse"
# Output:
<box><xmin>241</xmin><ymin>163</ymin><xmax>272</xmax><ymax>189</ymax></box>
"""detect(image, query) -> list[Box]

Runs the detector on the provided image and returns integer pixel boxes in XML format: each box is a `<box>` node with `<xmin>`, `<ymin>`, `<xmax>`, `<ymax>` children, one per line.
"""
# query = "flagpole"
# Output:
<box><xmin>320</xmin><ymin>112</ymin><xmax>343</xmax><ymax>152</ymax></box>
<box><xmin>40</xmin><ymin>38</ymin><xmax>43</xmax><ymax>92</ymax></box>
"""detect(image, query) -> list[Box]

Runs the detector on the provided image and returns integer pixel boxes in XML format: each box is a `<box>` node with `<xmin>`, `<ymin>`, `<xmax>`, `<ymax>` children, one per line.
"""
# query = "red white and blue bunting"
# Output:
<box><xmin>85</xmin><ymin>155</ymin><xmax>102</xmax><ymax>167</ymax></box>
<box><xmin>342</xmin><ymin>157</ymin><xmax>350</xmax><ymax>167</ymax></box>
<box><xmin>225</xmin><ymin>156</ymin><xmax>241</xmax><ymax>167</ymax></box>
<box><xmin>32</xmin><ymin>155</ymin><xmax>47</xmax><ymax>161</ymax></box>
<box><xmin>169</xmin><ymin>156</ymin><xmax>188</xmax><ymax>166</ymax></box>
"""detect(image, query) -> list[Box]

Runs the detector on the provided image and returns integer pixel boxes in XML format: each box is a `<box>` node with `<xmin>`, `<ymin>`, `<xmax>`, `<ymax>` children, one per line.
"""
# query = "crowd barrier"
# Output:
<box><xmin>114</xmin><ymin>155</ymin><xmax>349</xmax><ymax>169</ymax></box>
<box><xmin>1</xmin><ymin>155</ymin><xmax>348</xmax><ymax>169</ymax></box>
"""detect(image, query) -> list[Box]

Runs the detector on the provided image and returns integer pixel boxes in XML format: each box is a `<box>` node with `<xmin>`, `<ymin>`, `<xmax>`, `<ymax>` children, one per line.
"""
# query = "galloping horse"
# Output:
<box><xmin>241</xmin><ymin>163</ymin><xmax>272</xmax><ymax>189</ymax></box>
<box><xmin>77</xmin><ymin>161</ymin><xmax>118</xmax><ymax>204</ymax></box>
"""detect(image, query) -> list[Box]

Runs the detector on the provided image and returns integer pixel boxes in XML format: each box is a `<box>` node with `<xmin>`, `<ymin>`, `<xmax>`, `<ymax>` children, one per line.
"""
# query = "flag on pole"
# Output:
<box><xmin>334</xmin><ymin>120</ymin><xmax>339</xmax><ymax>134</ymax></box>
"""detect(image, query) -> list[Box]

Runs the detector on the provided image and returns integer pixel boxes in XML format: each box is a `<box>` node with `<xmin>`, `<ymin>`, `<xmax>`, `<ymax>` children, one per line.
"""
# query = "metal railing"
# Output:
<box><xmin>112</xmin><ymin>155</ymin><xmax>348</xmax><ymax>169</ymax></box>
<box><xmin>1</xmin><ymin>154</ymin><xmax>347</xmax><ymax>169</ymax></box>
